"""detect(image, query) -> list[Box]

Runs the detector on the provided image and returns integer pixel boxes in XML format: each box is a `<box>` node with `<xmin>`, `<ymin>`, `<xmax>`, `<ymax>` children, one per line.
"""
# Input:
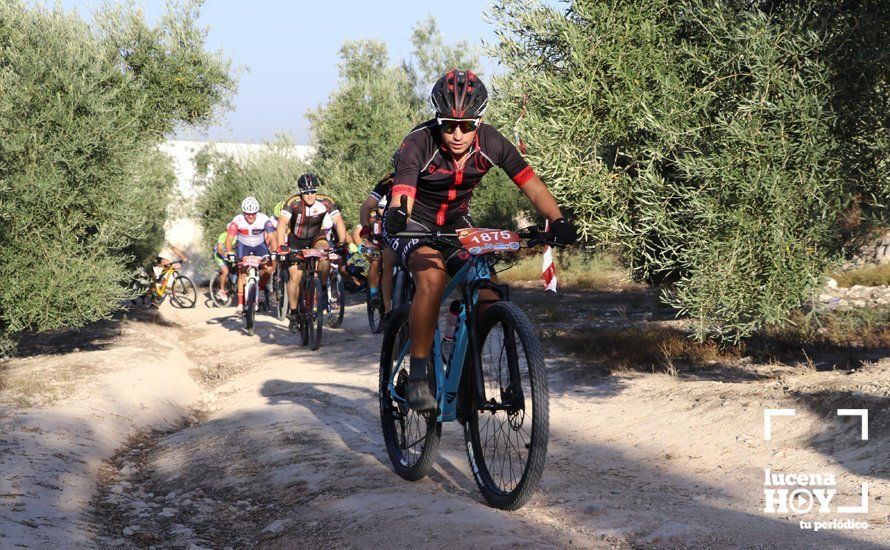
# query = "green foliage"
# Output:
<box><xmin>489</xmin><ymin>0</ymin><xmax>889</xmax><ymax>340</ymax></box>
<box><xmin>306</xmin><ymin>39</ymin><xmax>417</xmax><ymax>223</ymax></box>
<box><xmin>307</xmin><ymin>18</ymin><xmax>487</xmax><ymax>223</ymax></box>
<box><xmin>0</xmin><ymin>0</ymin><xmax>234</xmax><ymax>342</ymax></box>
<box><xmin>194</xmin><ymin>137</ymin><xmax>310</xmax><ymax>261</ymax></box>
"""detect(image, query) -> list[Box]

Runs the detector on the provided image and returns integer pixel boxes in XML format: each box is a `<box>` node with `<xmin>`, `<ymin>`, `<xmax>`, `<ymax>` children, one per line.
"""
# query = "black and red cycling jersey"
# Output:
<box><xmin>280</xmin><ymin>194</ymin><xmax>340</xmax><ymax>241</ymax></box>
<box><xmin>392</xmin><ymin>120</ymin><xmax>535</xmax><ymax>226</ymax></box>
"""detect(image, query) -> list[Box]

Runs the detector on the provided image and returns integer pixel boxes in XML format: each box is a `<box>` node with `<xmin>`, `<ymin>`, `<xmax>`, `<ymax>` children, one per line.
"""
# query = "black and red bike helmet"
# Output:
<box><xmin>297</xmin><ymin>173</ymin><xmax>320</xmax><ymax>193</ymax></box>
<box><xmin>430</xmin><ymin>69</ymin><xmax>489</xmax><ymax>118</ymax></box>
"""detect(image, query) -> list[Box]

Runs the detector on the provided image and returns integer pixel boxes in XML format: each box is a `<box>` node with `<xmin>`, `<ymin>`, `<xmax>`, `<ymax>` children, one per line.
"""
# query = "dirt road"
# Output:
<box><xmin>3</xmin><ymin>292</ymin><xmax>889</xmax><ymax>548</ymax></box>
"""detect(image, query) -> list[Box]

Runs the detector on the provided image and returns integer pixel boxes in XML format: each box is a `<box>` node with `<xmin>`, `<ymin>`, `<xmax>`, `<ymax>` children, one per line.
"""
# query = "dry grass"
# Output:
<box><xmin>759</xmin><ymin>306</ymin><xmax>890</xmax><ymax>350</ymax></box>
<box><xmin>831</xmin><ymin>264</ymin><xmax>890</xmax><ymax>287</ymax></box>
<box><xmin>497</xmin><ymin>249</ymin><xmax>637</xmax><ymax>290</ymax></box>
<box><xmin>543</xmin><ymin>325</ymin><xmax>739</xmax><ymax>374</ymax></box>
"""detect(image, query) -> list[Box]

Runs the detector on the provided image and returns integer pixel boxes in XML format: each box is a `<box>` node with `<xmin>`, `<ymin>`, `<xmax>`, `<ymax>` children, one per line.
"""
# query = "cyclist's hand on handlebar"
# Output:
<box><xmin>550</xmin><ymin>218</ymin><xmax>578</xmax><ymax>245</ymax></box>
<box><xmin>384</xmin><ymin>195</ymin><xmax>408</xmax><ymax>235</ymax></box>
<box><xmin>278</xmin><ymin>244</ymin><xmax>289</xmax><ymax>254</ymax></box>
<box><xmin>226</xmin><ymin>253</ymin><xmax>236</xmax><ymax>263</ymax></box>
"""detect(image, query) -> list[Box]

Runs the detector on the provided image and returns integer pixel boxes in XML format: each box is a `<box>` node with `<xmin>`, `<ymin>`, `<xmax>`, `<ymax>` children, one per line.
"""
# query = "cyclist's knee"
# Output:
<box><xmin>413</xmin><ymin>268</ymin><xmax>447</xmax><ymax>295</ymax></box>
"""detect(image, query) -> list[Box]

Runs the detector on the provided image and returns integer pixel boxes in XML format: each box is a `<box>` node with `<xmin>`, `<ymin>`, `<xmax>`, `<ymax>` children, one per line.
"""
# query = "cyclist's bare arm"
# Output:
<box><xmin>332</xmin><ymin>212</ymin><xmax>348</xmax><ymax>245</ymax></box>
<box><xmin>359</xmin><ymin>195</ymin><xmax>380</xmax><ymax>228</ymax></box>
<box><xmin>265</xmin><ymin>230</ymin><xmax>278</xmax><ymax>250</ymax></box>
<box><xmin>224</xmin><ymin>233</ymin><xmax>236</xmax><ymax>255</ymax></box>
<box><xmin>352</xmin><ymin>224</ymin><xmax>363</xmax><ymax>244</ymax></box>
<box><xmin>519</xmin><ymin>176</ymin><xmax>564</xmax><ymax>222</ymax></box>
<box><xmin>168</xmin><ymin>245</ymin><xmax>188</xmax><ymax>262</ymax></box>
<box><xmin>276</xmin><ymin>212</ymin><xmax>290</xmax><ymax>250</ymax></box>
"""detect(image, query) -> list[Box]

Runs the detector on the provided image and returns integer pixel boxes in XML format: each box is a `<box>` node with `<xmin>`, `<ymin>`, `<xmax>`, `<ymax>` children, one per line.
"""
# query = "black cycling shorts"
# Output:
<box><xmin>383</xmin><ymin>216</ymin><xmax>472</xmax><ymax>277</ymax></box>
<box><xmin>287</xmin><ymin>234</ymin><xmax>328</xmax><ymax>265</ymax></box>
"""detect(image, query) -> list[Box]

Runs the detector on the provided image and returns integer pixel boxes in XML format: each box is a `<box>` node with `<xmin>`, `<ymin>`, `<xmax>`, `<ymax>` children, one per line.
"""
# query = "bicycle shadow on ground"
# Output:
<box><xmin>260</xmin><ymin>379</ymin><xmax>482</xmax><ymax>500</ymax></box>
<box><xmin>117</xmin><ymin>378</ymin><xmax>890</xmax><ymax>548</ymax></box>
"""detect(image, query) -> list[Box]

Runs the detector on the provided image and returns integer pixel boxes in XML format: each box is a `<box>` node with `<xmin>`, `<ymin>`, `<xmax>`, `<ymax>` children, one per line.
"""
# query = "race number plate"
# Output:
<box><xmin>457</xmin><ymin>228</ymin><xmax>521</xmax><ymax>256</ymax></box>
<box><xmin>241</xmin><ymin>255</ymin><xmax>261</xmax><ymax>268</ymax></box>
<box><xmin>300</xmin><ymin>249</ymin><xmax>326</xmax><ymax>259</ymax></box>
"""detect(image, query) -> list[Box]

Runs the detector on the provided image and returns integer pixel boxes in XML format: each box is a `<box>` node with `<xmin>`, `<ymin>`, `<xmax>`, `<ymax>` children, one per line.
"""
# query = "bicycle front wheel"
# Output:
<box><xmin>464</xmin><ymin>301</ymin><xmax>549</xmax><ymax>510</ymax></box>
<box><xmin>245</xmin><ymin>280</ymin><xmax>257</xmax><ymax>336</ymax></box>
<box><xmin>277</xmin><ymin>268</ymin><xmax>289</xmax><ymax>321</ymax></box>
<box><xmin>170</xmin><ymin>275</ymin><xmax>197</xmax><ymax>309</ymax></box>
<box><xmin>379</xmin><ymin>305</ymin><xmax>441</xmax><ymax>481</ymax></box>
<box><xmin>309</xmin><ymin>276</ymin><xmax>323</xmax><ymax>350</ymax></box>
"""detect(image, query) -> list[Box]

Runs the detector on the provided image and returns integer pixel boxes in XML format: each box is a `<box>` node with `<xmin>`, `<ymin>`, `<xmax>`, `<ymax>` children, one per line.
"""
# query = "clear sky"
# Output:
<box><xmin>55</xmin><ymin>0</ymin><xmax>537</xmax><ymax>145</ymax></box>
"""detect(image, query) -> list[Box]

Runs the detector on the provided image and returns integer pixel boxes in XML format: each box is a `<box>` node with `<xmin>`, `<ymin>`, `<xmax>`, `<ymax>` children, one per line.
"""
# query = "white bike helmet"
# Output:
<box><xmin>241</xmin><ymin>196</ymin><xmax>260</xmax><ymax>214</ymax></box>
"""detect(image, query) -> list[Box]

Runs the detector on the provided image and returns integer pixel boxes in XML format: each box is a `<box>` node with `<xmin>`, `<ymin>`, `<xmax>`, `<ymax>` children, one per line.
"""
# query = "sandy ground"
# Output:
<box><xmin>2</xmin><ymin>291</ymin><xmax>889</xmax><ymax>549</ymax></box>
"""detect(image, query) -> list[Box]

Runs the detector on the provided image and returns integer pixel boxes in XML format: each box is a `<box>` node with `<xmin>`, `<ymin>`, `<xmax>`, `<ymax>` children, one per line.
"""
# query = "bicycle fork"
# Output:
<box><xmin>460</xmin><ymin>281</ymin><xmax>525</xmax><ymax>422</ymax></box>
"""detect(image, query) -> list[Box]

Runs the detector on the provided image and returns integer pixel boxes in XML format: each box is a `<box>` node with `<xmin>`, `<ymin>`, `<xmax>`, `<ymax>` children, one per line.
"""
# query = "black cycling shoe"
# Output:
<box><xmin>406</xmin><ymin>357</ymin><xmax>437</xmax><ymax>412</ymax></box>
<box><xmin>288</xmin><ymin>310</ymin><xmax>299</xmax><ymax>332</ymax></box>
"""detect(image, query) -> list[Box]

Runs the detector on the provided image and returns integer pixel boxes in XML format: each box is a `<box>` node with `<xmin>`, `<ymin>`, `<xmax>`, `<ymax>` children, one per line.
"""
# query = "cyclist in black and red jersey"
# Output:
<box><xmin>383</xmin><ymin>69</ymin><xmax>577</xmax><ymax>412</ymax></box>
<box><xmin>276</xmin><ymin>173</ymin><xmax>348</xmax><ymax>329</ymax></box>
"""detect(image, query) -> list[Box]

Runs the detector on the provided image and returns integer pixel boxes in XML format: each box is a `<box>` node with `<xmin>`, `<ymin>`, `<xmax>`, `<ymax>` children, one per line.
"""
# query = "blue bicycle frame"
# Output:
<box><xmin>388</xmin><ymin>254</ymin><xmax>496</xmax><ymax>423</ymax></box>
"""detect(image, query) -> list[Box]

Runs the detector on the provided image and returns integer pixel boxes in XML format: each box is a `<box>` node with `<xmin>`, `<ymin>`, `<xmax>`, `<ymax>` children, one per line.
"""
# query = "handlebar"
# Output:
<box><xmin>393</xmin><ymin>227</ymin><xmax>561</xmax><ymax>248</ymax></box>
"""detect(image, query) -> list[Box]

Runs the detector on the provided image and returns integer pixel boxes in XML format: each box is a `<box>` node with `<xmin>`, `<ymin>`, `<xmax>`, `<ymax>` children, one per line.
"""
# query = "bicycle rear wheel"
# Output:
<box><xmin>170</xmin><ymin>275</ymin><xmax>197</xmax><ymax>309</ymax></box>
<box><xmin>379</xmin><ymin>305</ymin><xmax>441</xmax><ymax>481</ymax></box>
<box><xmin>326</xmin><ymin>272</ymin><xmax>345</xmax><ymax>328</ymax></box>
<box><xmin>367</xmin><ymin>286</ymin><xmax>384</xmax><ymax>333</ymax></box>
<box><xmin>464</xmin><ymin>301</ymin><xmax>549</xmax><ymax>510</ymax></box>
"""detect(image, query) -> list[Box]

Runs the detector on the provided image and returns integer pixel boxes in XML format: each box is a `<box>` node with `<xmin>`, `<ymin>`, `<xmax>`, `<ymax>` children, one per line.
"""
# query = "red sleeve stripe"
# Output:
<box><xmin>512</xmin><ymin>166</ymin><xmax>536</xmax><ymax>186</ymax></box>
<box><xmin>391</xmin><ymin>185</ymin><xmax>417</xmax><ymax>198</ymax></box>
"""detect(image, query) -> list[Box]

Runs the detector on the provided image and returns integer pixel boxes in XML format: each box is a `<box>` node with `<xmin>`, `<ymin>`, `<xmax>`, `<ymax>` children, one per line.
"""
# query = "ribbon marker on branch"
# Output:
<box><xmin>542</xmin><ymin>220</ymin><xmax>557</xmax><ymax>293</ymax></box>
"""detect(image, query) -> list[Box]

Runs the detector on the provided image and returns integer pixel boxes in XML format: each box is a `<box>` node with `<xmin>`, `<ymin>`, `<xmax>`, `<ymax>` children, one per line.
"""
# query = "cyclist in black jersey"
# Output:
<box><xmin>276</xmin><ymin>173</ymin><xmax>348</xmax><ymax>326</ymax></box>
<box><xmin>383</xmin><ymin>69</ymin><xmax>577</xmax><ymax>412</ymax></box>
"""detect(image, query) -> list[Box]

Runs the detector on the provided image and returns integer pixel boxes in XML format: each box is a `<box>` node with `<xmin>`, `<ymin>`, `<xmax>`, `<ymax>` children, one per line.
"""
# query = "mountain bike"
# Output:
<box><xmin>291</xmin><ymin>248</ymin><xmax>335</xmax><ymax>351</ymax></box>
<box><xmin>239</xmin><ymin>253</ymin><xmax>275</xmax><ymax>336</ymax></box>
<box><xmin>379</xmin><ymin>227</ymin><xmax>552</xmax><ymax>511</ymax></box>
<box><xmin>132</xmin><ymin>261</ymin><xmax>197</xmax><ymax>309</ymax></box>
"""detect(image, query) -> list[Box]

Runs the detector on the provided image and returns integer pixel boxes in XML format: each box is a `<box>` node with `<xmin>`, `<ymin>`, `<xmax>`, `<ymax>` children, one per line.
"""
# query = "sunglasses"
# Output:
<box><xmin>300</xmin><ymin>189</ymin><xmax>317</xmax><ymax>195</ymax></box>
<box><xmin>437</xmin><ymin>117</ymin><xmax>480</xmax><ymax>134</ymax></box>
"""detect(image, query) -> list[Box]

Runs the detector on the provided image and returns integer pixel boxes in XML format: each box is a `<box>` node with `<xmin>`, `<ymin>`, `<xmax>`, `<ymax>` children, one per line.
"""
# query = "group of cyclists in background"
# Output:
<box><xmin>151</xmin><ymin>70</ymin><xmax>579</xmax><ymax>510</ymax></box>
<box><xmin>207</xmin><ymin>171</ymin><xmax>392</xmax><ymax>335</ymax></box>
